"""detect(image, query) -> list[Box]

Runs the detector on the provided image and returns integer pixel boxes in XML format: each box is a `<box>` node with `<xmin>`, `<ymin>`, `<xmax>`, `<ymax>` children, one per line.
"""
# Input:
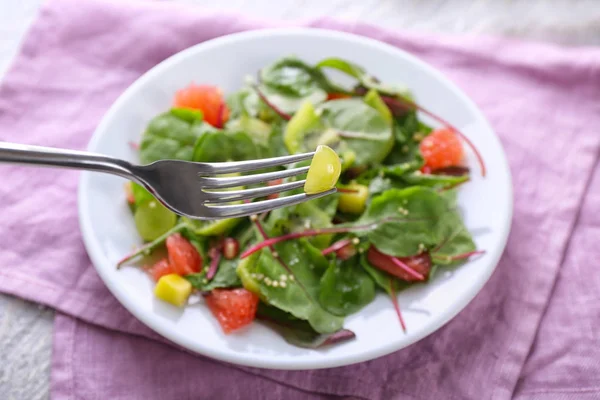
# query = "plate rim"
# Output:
<box><xmin>78</xmin><ymin>27</ymin><xmax>513</xmax><ymax>370</ymax></box>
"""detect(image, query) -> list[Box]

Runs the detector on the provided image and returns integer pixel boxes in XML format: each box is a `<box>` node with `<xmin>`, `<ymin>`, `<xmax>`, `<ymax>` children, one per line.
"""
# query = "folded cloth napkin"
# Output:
<box><xmin>0</xmin><ymin>0</ymin><xmax>599</xmax><ymax>399</ymax></box>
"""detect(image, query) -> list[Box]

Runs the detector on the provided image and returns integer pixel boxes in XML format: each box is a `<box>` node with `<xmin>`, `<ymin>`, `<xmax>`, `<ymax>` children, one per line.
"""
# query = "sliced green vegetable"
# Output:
<box><xmin>284</xmin><ymin>101</ymin><xmax>321</xmax><ymax>153</ymax></box>
<box><xmin>364</xmin><ymin>89</ymin><xmax>392</xmax><ymax>124</ymax></box>
<box><xmin>304</xmin><ymin>145</ymin><xmax>341</xmax><ymax>195</ymax></box>
<box><xmin>338</xmin><ymin>183</ymin><xmax>369</xmax><ymax>214</ymax></box>
<box><xmin>134</xmin><ymin>199</ymin><xmax>177</xmax><ymax>241</ymax></box>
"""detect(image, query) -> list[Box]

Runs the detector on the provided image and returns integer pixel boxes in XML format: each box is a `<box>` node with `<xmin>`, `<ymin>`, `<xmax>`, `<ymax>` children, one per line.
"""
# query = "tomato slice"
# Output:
<box><xmin>174</xmin><ymin>84</ymin><xmax>229</xmax><ymax>128</ymax></box>
<box><xmin>419</xmin><ymin>128</ymin><xmax>464</xmax><ymax>171</ymax></box>
<box><xmin>327</xmin><ymin>92</ymin><xmax>351</xmax><ymax>101</ymax></box>
<box><xmin>165</xmin><ymin>233</ymin><xmax>202</xmax><ymax>275</ymax></box>
<box><xmin>147</xmin><ymin>258</ymin><xmax>174</xmax><ymax>281</ymax></box>
<box><xmin>205</xmin><ymin>288</ymin><xmax>259</xmax><ymax>334</ymax></box>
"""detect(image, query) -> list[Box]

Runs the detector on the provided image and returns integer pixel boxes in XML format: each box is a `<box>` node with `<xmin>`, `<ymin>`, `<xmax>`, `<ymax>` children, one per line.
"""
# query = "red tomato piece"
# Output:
<box><xmin>205</xmin><ymin>288</ymin><xmax>259</xmax><ymax>334</ymax></box>
<box><xmin>165</xmin><ymin>233</ymin><xmax>202</xmax><ymax>275</ymax></box>
<box><xmin>174</xmin><ymin>84</ymin><xmax>229</xmax><ymax>128</ymax></box>
<box><xmin>327</xmin><ymin>92</ymin><xmax>352</xmax><ymax>101</ymax></box>
<box><xmin>147</xmin><ymin>258</ymin><xmax>174</xmax><ymax>281</ymax></box>
<box><xmin>419</xmin><ymin>128</ymin><xmax>464</xmax><ymax>171</ymax></box>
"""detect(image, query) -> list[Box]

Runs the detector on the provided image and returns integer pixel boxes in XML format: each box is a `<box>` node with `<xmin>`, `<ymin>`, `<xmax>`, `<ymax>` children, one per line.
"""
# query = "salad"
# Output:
<box><xmin>119</xmin><ymin>56</ymin><xmax>485</xmax><ymax>348</ymax></box>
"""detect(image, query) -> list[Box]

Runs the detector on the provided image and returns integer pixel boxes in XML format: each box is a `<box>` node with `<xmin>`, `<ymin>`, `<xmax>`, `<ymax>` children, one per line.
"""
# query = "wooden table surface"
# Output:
<box><xmin>1</xmin><ymin>0</ymin><xmax>599</xmax><ymax>398</ymax></box>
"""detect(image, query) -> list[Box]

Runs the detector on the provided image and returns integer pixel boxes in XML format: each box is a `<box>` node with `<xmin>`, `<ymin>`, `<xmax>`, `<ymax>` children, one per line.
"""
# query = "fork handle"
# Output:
<box><xmin>0</xmin><ymin>142</ymin><xmax>136</xmax><ymax>180</ymax></box>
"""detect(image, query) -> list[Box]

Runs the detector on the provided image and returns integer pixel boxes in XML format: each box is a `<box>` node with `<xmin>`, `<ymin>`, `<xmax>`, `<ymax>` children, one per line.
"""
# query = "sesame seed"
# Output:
<box><xmin>264</xmin><ymin>277</ymin><xmax>272</xmax><ymax>285</ymax></box>
<box><xmin>289</xmin><ymin>275</ymin><xmax>295</xmax><ymax>281</ymax></box>
<box><xmin>272</xmin><ymin>251</ymin><xmax>279</xmax><ymax>258</ymax></box>
<box><xmin>202</xmin><ymin>279</ymin><xmax>208</xmax><ymax>284</ymax></box>
<box><xmin>352</xmin><ymin>238</ymin><xmax>360</xmax><ymax>245</ymax></box>
<box><xmin>250</xmin><ymin>215</ymin><xmax>258</xmax><ymax>222</ymax></box>
<box><xmin>280</xmin><ymin>274</ymin><xmax>287</xmax><ymax>281</ymax></box>
<box><xmin>272</xmin><ymin>281</ymin><xmax>279</xmax><ymax>287</ymax></box>
<box><xmin>257</xmin><ymin>273</ymin><xmax>264</xmax><ymax>280</ymax></box>
<box><xmin>280</xmin><ymin>282</ymin><xmax>287</xmax><ymax>288</ymax></box>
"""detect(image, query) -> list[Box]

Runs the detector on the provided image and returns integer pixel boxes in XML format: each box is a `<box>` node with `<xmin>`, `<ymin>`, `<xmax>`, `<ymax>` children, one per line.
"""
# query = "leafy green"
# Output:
<box><xmin>139</xmin><ymin>109</ymin><xmax>209</xmax><ymax>164</ymax></box>
<box><xmin>360</xmin><ymin>187</ymin><xmax>458</xmax><ymax>257</ymax></box>
<box><xmin>316</xmin><ymin>57</ymin><xmax>411</xmax><ymax>98</ymax></box>
<box><xmin>170</xmin><ymin>108</ymin><xmax>203</xmax><ymax>123</ymax></box>
<box><xmin>319</xmin><ymin>256</ymin><xmax>376</xmax><ymax>316</ymax></box>
<box><xmin>384</xmin><ymin>112</ymin><xmax>424</xmax><ymax>166</ymax></box>
<box><xmin>257</xmin><ymin>84</ymin><xmax>327</xmax><ymax>115</ymax></box>
<box><xmin>252</xmin><ymin>236</ymin><xmax>344</xmax><ymax>334</ymax></box>
<box><xmin>267</xmin><ymin>200</ymin><xmax>335</xmax><ymax>249</ymax></box>
<box><xmin>311</xmin><ymin>98</ymin><xmax>394</xmax><ymax>166</ymax></box>
<box><xmin>401</xmin><ymin>172</ymin><xmax>469</xmax><ymax>189</ymax></box>
<box><xmin>192</xmin><ymin>130</ymin><xmax>269</xmax><ymax>162</ymax></box>
<box><xmin>256</xmin><ymin>57</ymin><xmax>337</xmax><ymax>115</ymax></box>
<box><xmin>257</xmin><ymin>304</ymin><xmax>355</xmax><ymax>348</ymax></box>
<box><xmin>185</xmin><ymin>258</ymin><xmax>242</xmax><ymax>291</ymax></box>
<box><xmin>360</xmin><ymin>253</ymin><xmax>393</xmax><ymax>294</ymax></box>
<box><xmin>261</xmin><ymin>57</ymin><xmax>343</xmax><ymax>96</ymax></box>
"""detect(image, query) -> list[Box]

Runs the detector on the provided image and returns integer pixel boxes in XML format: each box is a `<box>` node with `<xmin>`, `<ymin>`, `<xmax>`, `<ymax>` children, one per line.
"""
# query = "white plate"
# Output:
<box><xmin>78</xmin><ymin>28</ymin><xmax>512</xmax><ymax>370</ymax></box>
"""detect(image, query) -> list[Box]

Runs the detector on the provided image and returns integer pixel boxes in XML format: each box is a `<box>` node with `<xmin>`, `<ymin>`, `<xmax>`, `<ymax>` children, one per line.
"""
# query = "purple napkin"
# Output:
<box><xmin>1</xmin><ymin>0</ymin><xmax>599</xmax><ymax>399</ymax></box>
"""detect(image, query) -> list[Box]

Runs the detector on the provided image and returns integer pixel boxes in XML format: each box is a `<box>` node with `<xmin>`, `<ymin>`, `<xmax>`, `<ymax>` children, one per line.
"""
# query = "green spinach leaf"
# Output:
<box><xmin>316</xmin><ymin>57</ymin><xmax>411</xmax><ymax>98</ymax></box>
<box><xmin>256</xmin><ymin>304</ymin><xmax>355</xmax><ymax>348</ymax></box>
<box><xmin>192</xmin><ymin>130</ymin><xmax>269</xmax><ymax>162</ymax></box>
<box><xmin>139</xmin><ymin>109</ymin><xmax>209</xmax><ymax>164</ymax></box>
<box><xmin>251</xmin><ymin>236</ymin><xmax>344</xmax><ymax>334</ymax></box>
<box><xmin>319</xmin><ymin>256</ymin><xmax>376</xmax><ymax>316</ymax></box>
<box><xmin>360</xmin><ymin>187</ymin><xmax>450</xmax><ymax>257</ymax></box>
<box><xmin>310</xmin><ymin>98</ymin><xmax>394</xmax><ymax>166</ymax></box>
<box><xmin>185</xmin><ymin>258</ymin><xmax>242</xmax><ymax>291</ymax></box>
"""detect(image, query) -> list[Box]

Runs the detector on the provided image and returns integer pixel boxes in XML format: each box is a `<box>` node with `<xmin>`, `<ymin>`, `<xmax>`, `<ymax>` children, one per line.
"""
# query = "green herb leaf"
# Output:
<box><xmin>139</xmin><ymin>110</ymin><xmax>210</xmax><ymax>164</ymax></box>
<box><xmin>185</xmin><ymin>258</ymin><xmax>242</xmax><ymax>291</ymax></box>
<box><xmin>252</xmin><ymin>236</ymin><xmax>344</xmax><ymax>334</ymax></box>
<box><xmin>192</xmin><ymin>130</ymin><xmax>269</xmax><ymax>162</ymax></box>
<box><xmin>360</xmin><ymin>187</ymin><xmax>453</xmax><ymax>257</ymax></box>
<box><xmin>256</xmin><ymin>304</ymin><xmax>355</xmax><ymax>348</ymax></box>
<box><xmin>319</xmin><ymin>256</ymin><xmax>376</xmax><ymax>316</ymax></box>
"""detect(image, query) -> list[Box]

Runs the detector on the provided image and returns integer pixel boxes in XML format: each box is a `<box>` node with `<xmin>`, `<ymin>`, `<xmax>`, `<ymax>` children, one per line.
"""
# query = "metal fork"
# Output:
<box><xmin>0</xmin><ymin>142</ymin><xmax>335</xmax><ymax>219</ymax></box>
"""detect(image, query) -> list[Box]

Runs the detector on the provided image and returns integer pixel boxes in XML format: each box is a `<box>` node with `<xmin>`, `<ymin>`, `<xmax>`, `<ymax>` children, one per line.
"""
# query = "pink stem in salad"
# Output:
<box><xmin>389</xmin><ymin>279</ymin><xmax>407</xmax><ymax>332</ymax></box>
<box><xmin>380</xmin><ymin>95</ymin><xmax>486</xmax><ymax>177</ymax></box>
<box><xmin>390</xmin><ymin>256</ymin><xmax>425</xmax><ymax>281</ymax></box>
<box><xmin>437</xmin><ymin>178</ymin><xmax>470</xmax><ymax>193</ymax></box>
<box><xmin>215</xmin><ymin>102</ymin><xmax>226</xmax><ymax>129</ymax></box>
<box><xmin>433</xmin><ymin>250</ymin><xmax>486</xmax><ymax>262</ymax></box>
<box><xmin>321</xmin><ymin>238</ymin><xmax>354</xmax><ymax>256</ymax></box>
<box><xmin>206</xmin><ymin>248</ymin><xmax>221</xmax><ymax>280</ymax></box>
<box><xmin>241</xmin><ymin>217</ymin><xmax>422</xmax><ymax>259</ymax></box>
<box><xmin>254</xmin><ymin>86</ymin><xmax>291</xmax><ymax>121</ymax></box>
<box><xmin>322</xmin><ymin>329</ymin><xmax>357</xmax><ymax>346</ymax></box>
